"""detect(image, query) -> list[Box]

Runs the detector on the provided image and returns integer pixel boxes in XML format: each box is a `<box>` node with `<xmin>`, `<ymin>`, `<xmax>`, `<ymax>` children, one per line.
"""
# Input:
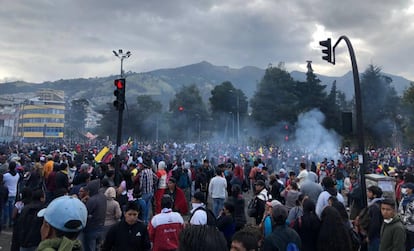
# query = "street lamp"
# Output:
<box><xmin>319</xmin><ymin>36</ymin><xmax>367</xmax><ymax>208</ymax></box>
<box><xmin>113</xmin><ymin>49</ymin><xmax>131</xmax><ymax>78</ymax></box>
<box><xmin>229</xmin><ymin>89</ymin><xmax>240</xmax><ymax>144</ymax></box>
<box><xmin>112</xmin><ymin>49</ymin><xmax>131</xmax><ymax>185</ymax></box>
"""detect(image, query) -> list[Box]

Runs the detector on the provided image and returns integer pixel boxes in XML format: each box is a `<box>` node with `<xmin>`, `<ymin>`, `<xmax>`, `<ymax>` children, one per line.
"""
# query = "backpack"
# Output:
<box><xmin>177</xmin><ymin>169</ymin><xmax>190</xmax><ymax>189</ymax></box>
<box><xmin>190</xmin><ymin>207</ymin><xmax>217</xmax><ymax>226</ymax></box>
<box><xmin>255</xmin><ymin>171</ymin><xmax>266</xmax><ymax>182</ymax></box>
<box><xmin>247</xmin><ymin>197</ymin><xmax>258</xmax><ymax>217</ymax></box>
<box><xmin>286</xmin><ymin>243</ymin><xmax>300</xmax><ymax>251</ymax></box>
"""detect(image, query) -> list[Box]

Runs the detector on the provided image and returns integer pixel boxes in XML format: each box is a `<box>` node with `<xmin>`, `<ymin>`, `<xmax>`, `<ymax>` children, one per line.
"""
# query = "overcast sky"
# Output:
<box><xmin>1</xmin><ymin>0</ymin><xmax>414</xmax><ymax>83</ymax></box>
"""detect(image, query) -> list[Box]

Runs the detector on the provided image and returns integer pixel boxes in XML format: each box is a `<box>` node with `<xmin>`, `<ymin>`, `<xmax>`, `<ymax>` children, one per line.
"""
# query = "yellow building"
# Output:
<box><xmin>18</xmin><ymin>89</ymin><xmax>65</xmax><ymax>140</ymax></box>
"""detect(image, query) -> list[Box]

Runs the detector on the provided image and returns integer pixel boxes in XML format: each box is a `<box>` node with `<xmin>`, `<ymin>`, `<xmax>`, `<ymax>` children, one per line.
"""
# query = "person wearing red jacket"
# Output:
<box><xmin>149</xmin><ymin>195</ymin><xmax>184</xmax><ymax>251</ymax></box>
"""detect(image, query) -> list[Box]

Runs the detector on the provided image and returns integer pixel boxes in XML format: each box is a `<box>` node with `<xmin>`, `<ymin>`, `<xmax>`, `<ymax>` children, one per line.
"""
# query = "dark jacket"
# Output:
<box><xmin>228</xmin><ymin>196</ymin><xmax>247</xmax><ymax>230</ymax></box>
<box><xmin>85</xmin><ymin>179</ymin><xmax>107</xmax><ymax>230</ymax></box>
<box><xmin>262</xmin><ymin>224</ymin><xmax>302</xmax><ymax>251</ymax></box>
<box><xmin>17</xmin><ymin>201</ymin><xmax>45</xmax><ymax>248</ymax></box>
<box><xmin>101</xmin><ymin>220</ymin><xmax>151</xmax><ymax>251</ymax></box>
<box><xmin>367</xmin><ymin>199</ymin><xmax>383</xmax><ymax>240</ymax></box>
<box><xmin>55</xmin><ymin>170</ymin><xmax>69</xmax><ymax>192</ymax></box>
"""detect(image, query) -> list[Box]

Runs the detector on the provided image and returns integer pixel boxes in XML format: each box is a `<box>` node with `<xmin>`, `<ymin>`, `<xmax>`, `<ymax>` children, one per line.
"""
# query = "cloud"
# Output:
<box><xmin>0</xmin><ymin>0</ymin><xmax>414</xmax><ymax>82</ymax></box>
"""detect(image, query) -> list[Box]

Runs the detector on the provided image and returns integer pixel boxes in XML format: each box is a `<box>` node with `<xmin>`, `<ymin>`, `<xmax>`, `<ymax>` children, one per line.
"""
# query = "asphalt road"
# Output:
<box><xmin>0</xmin><ymin>227</ymin><xmax>12</xmax><ymax>251</ymax></box>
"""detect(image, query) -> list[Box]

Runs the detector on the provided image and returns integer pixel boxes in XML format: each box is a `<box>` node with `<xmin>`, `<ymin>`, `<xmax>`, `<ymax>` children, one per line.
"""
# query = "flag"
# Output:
<box><xmin>95</xmin><ymin>147</ymin><xmax>109</xmax><ymax>162</ymax></box>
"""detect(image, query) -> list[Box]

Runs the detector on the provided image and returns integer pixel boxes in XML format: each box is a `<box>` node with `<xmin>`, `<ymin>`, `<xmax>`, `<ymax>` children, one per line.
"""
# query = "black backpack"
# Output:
<box><xmin>189</xmin><ymin>207</ymin><xmax>217</xmax><ymax>226</ymax></box>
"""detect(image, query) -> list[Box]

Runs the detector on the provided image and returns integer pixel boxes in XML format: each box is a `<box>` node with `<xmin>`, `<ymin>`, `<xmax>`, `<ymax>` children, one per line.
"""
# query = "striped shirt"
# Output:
<box><xmin>140</xmin><ymin>168</ymin><xmax>155</xmax><ymax>194</ymax></box>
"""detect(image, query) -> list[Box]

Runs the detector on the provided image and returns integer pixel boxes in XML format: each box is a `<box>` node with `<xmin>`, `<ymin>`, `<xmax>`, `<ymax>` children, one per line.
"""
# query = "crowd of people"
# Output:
<box><xmin>0</xmin><ymin>141</ymin><xmax>413</xmax><ymax>251</ymax></box>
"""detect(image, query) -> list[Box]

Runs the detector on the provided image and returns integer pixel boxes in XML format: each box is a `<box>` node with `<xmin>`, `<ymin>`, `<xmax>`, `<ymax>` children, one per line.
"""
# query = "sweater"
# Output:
<box><xmin>101</xmin><ymin>220</ymin><xmax>151</xmax><ymax>251</ymax></box>
<box><xmin>379</xmin><ymin>215</ymin><xmax>405</xmax><ymax>251</ymax></box>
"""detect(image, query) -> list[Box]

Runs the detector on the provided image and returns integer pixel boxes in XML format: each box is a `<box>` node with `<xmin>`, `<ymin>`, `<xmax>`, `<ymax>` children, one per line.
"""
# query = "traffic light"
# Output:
<box><xmin>178</xmin><ymin>106</ymin><xmax>184</xmax><ymax>112</ymax></box>
<box><xmin>113</xmin><ymin>78</ymin><xmax>126</xmax><ymax>110</ymax></box>
<box><xmin>319</xmin><ymin>38</ymin><xmax>332</xmax><ymax>63</ymax></box>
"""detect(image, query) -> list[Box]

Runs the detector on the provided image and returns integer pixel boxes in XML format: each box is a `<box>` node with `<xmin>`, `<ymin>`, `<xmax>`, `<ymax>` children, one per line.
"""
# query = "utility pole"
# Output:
<box><xmin>112</xmin><ymin>49</ymin><xmax>131</xmax><ymax>185</ymax></box>
<box><xmin>319</xmin><ymin>36</ymin><xmax>367</xmax><ymax>208</ymax></box>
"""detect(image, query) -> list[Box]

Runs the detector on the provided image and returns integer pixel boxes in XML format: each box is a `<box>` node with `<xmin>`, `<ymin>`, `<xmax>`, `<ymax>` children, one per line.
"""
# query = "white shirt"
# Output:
<box><xmin>190</xmin><ymin>203</ymin><xmax>207</xmax><ymax>225</ymax></box>
<box><xmin>208</xmin><ymin>175</ymin><xmax>227</xmax><ymax>199</ymax></box>
<box><xmin>315</xmin><ymin>190</ymin><xmax>345</xmax><ymax>218</ymax></box>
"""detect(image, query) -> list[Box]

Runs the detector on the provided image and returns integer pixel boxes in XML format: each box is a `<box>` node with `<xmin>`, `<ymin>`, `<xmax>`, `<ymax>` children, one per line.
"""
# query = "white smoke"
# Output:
<box><xmin>293</xmin><ymin>109</ymin><xmax>341</xmax><ymax>161</ymax></box>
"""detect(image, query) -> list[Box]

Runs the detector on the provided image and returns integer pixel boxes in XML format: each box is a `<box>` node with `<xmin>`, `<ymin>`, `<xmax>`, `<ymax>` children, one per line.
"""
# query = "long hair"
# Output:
<box><xmin>178</xmin><ymin>225</ymin><xmax>228</xmax><ymax>251</ymax></box>
<box><xmin>317</xmin><ymin>206</ymin><xmax>352</xmax><ymax>251</ymax></box>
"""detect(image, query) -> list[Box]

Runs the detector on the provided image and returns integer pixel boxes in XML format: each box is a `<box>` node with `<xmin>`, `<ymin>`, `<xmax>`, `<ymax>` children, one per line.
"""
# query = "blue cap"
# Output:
<box><xmin>37</xmin><ymin>196</ymin><xmax>87</xmax><ymax>232</ymax></box>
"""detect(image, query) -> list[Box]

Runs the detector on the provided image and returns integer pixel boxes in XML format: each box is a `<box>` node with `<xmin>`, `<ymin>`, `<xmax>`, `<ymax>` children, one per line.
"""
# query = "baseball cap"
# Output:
<box><xmin>402</xmin><ymin>182</ymin><xmax>414</xmax><ymax>190</ymax></box>
<box><xmin>266</xmin><ymin>199</ymin><xmax>282</xmax><ymax>208</ymax></box>
<box><xmin>37</xmin><ymin>196</ymin><xmax>87</xmax><ymax>232</ymax></box>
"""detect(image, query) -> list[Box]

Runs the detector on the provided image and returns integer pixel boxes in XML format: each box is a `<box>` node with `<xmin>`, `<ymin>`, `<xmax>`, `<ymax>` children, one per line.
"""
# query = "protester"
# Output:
<box><xmin>102</xmin><ymin>187</ymin><xmax>122</xmax><ymax>241</ymax></box>
<box><xmin>262</xmin><ymin>204</ymin><xmax>301</xmax><ymax>251</ymax></box>
<box><xmin>162</xmin><ymin>177</ymin><xmax>188</xmax><ymax>215</ymax></box>
<box><xmin>398</xmin><ymin>182</ymin><xmax>414</xmax><ymax>250</ymax></box>
<box><xmin>230</xmin><ymin>225</ymin><xmax>262</xmax><ymax>251</ymax></box>
<box><xmin>315</xmin><ymin>176</ymin><xmax>345</xmax><ymax>218</ymax></box>
<box><xmin>293</xmin><ymin>199</ymin><xmax>320</xmax><ymax>251</ymax></box>
<box><xmin>81</xmin><ymin>179</ymin><xmax>106</xmax><ymax>251</ymax></box>
<box><xmin>216</xmin><ymin>201</ymin><xmax>236</xmax><ymax>248</ymax></box>
<box><xmin>380</xmin><ymin>198</ymin><xmax>406</xmax><ymax>251</ymax></box>
<box><xmin>178</xmin><ymin>225</ymin><xmax>227</xmax><ymax>251</ymax></box>
<box><xmin>228</xmin><ymin>184</ymin><xmax>247</xmax><ymax>231</ymax></box>
<box><xmin>16</xmin><ymin>189</ymin><xmax>45</xmax><ymax>251</ymax></box>
<box><xmin>149</xmin><ymin>195</ymin><xmax>184</xmax><ymax>251</ymax></box>
<box><xmin>209</xmin><ymin>168</ymin><xmax>227</xmax><ymax>217</ymax></box>
<box><xmin>102</xmin><ymin>201</ymin><xmax>150</xmax><ymax>251</ymax></box>
<box><xmin>36</xmin><ymin>196</ymin><xmax>87</xmax><ymax>251</ymax></box>
<box><xmin>250</xmin><ymin>180</ymin><xmax>271</xmax><ymax>225</ymax></box>
<box><xmin>317</xmin><ymin>206</ymin><xmax>352</xmax><ymax>251</ymax></box>
<box><xmin>3</xmin><ymin>161</ymin><xmax>20</xmax><ymax>228</ymax></box>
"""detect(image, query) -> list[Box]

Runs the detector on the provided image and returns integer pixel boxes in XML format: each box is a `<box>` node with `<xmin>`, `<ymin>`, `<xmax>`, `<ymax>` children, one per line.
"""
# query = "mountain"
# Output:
<box><xmin>0</xmin><ymin>61</ymin><xmax>412</xmax><ymax>109</ymax></box>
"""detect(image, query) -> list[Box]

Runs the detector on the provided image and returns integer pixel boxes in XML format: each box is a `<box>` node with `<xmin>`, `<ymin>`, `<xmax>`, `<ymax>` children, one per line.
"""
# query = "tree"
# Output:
<box><xmin>209</xmin><ymin>81</ymin><xmax>248</xmax><ymax>140</ymax></box>
<box><xmin>324</xmin><ymin>81</ymin><xmax>342</xmax><ymax>132</ymax></box>
<box><xmin>295</xmin><ymin>65</ymin><xmax>327</xmax><ymax>114</ymax></box>
<box><xmin>401</xmin><ymin>82</ymin><xmax>414</xmax><ymax>147</ymax></box>
<box><xmin>169</xmin><ymin>84</ymin><xmax>208</xmax><ymax>141</ymax></box>
<box><xmin>66</xmin><ymin>99</ymin><xmax>89</xmax><ymax>141</ymax></box>
<box><xmin>131</xmin><ymin>95</ymin><xmax>163</xmax><ymax>141</ymax></box>
<box><xmin>360</xmin><ymin>65</ymin><xmax>400</xmax><ymax>146</ymax></box>
<box><xmin>250</xmin><ymin>64</ymin><xmax>298</xmax><ymax>127</ymax></box>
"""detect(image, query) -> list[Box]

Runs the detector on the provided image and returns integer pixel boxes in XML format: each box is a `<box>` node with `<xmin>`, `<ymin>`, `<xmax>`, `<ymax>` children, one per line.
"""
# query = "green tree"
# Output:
<box><xmin>66</xmin><ymin>99</ymin><xmax>89</xmax><ymax>141</ymax></box>
<box><xmin>95</xmin><ymin>103</ymin><xmax>118</xmax><ymax>140</ymax></box>
<box><xmin>360</xmin><ymin>65</ymin><xmax>400</xmax><ymax>146</ymax></box>
<box><xmin>250</xmin><ymin>64</ymin><xmax>298</xmax><ymax>127</ymax></box>
<box><xmin>401</xmin><ymin>82</ymin><xmax>414</xmax><ymax>147</ymax></box>
<box><xmin>324</xmin><ymin>81</ymin><xmax>342</xmax><ymax>132</ymax></box>
<box><xmin>209</xmin><ymin>81</ymin><xmax>248</xmax><ymax>140</ymax></box>
<box><xmin>128</xmin><ymin>95</ymin><xmax>163</xmax><ymax>141</ymax></box>
<box><xmin>169</xmin><ymin>84</ymin><xmax>208</xmax><ymax>141</ymax></box>
<box><xmin>295</xmin><ymin>66</ymin><xmax>327</xmax><ymax>114</ymax></box>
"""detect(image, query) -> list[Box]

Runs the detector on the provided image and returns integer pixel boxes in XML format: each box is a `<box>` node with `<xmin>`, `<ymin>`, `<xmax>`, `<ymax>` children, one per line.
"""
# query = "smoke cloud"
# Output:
<box><xmin>293</xmin><ymin>109</ymin><xmax>342</xmax><ymax>162</ymax></box>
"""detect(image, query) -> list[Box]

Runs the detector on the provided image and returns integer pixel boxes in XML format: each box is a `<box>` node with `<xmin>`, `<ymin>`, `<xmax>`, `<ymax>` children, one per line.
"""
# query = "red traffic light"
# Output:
<box><xmin>178</xmin><ymin>106</ymin><xmax>184</xmax><ymax>111</ymax></box>
<box><xmin>114</xmin><ymin>79</ymin><xmax>125</xmax><ymax>89</ymax></box>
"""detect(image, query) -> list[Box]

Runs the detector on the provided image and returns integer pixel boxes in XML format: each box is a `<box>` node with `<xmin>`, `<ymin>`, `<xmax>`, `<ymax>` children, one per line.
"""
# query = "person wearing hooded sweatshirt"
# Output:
<box><xmin>315</xmin><ymin>176</ymin><xmax>344</xmax><ymax>218</ymax></box>
<box><xmin>379</xmin><ymin>198</ymin><xmax>405</xmax><ymax>251</ymax></box>
<box><xmin>398</xmin><ymin>182</ymin><xmax>414</xmax><ymax>250</ymax></box>
<box><xmin>81</xmin><ymin>179</ymin><xmax>107</xmax><ymax>251</ymax></box>
<box><xmin>362</xmin><ymin>185</ymin><xmax>384</xmax><ymax>251</ymax></box>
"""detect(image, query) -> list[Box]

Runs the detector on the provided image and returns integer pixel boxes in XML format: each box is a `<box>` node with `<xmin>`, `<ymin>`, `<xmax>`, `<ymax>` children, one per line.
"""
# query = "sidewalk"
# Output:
<box><xmin>0</xmin><ymin>227</ymin><xmax>12</xmax><ymax>251</ymax></box>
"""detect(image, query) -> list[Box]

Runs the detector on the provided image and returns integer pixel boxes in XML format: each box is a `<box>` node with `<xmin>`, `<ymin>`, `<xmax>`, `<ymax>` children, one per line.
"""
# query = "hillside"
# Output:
<box><xmin>0</xmin><ymin>61</ymin><xmax>412</xmax><ymax>109</ymax></box>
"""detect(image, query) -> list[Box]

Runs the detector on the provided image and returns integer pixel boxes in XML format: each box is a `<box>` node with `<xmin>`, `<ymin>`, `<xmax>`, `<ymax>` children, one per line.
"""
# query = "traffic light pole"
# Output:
<box><xmin>320</xmin><ymin>36</ymin><xmax>367</xmax><ymax>208</ymax></box>
<box><xmin>112</xmin><ymin>49</ymin><xmax>131</xmax><ymax>186</ymax></box>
